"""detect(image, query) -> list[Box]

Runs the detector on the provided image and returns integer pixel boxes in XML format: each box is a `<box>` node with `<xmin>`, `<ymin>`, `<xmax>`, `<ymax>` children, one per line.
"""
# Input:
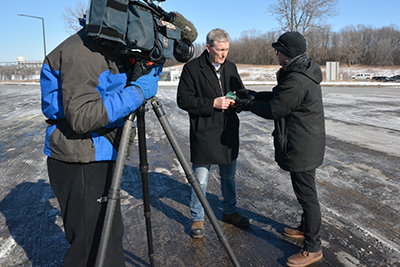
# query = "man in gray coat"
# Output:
<box><xmin>177</xmin><ymin>28</ymin><xmax>249</xmax><ymax>239</ymax></box>
<box><xmin>236</xmin><ymin>31</ymin><xmax>325</xmax><ymax>267</ymax></box>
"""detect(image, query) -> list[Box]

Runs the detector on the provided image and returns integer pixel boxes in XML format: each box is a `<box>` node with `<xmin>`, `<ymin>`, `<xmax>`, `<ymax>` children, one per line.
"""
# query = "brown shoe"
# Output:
<box><xmin>283</xmin><ymin>228</ymin><xmax>304</xmax><ymax>239</ymax></box>
<box><xmin>286</xmin><ymin>249</ymin><xmax>323</xmax><ymax>267</ymax></box>
<box><xmin>190</xmin><ymin>221</ymin><xmax>204</xmax><ymax>239</ymax></box>
<box><xmin>222</xmin><ymin>212</ymin><xmax>250</xmax><ymax>228</ymax></box>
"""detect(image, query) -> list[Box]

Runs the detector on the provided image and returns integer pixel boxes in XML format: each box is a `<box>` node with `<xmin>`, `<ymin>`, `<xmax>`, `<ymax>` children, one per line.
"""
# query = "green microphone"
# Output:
<box><xmin>226</xmin><ymin>92</ymin><xmax>238</xmax><ymax>100</ymax></box>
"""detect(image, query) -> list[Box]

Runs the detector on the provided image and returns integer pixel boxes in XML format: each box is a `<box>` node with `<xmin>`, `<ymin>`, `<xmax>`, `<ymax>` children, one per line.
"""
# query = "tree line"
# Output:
<box><xmin>61</xmin><ymin>1</ymin><xmax>399</xmax><ymax>68</ymax></box>
<box><xmin>166</xmin><ymin>24</ymin><xmax>400</xmax><ymax>67</ymax></box>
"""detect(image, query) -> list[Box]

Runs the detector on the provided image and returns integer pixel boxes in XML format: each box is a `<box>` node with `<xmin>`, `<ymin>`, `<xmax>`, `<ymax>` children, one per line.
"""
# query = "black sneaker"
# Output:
<box><xmin>222</xmin><ymin>212</ymin><xmax>250</xmax><ymax>228</ymax></box>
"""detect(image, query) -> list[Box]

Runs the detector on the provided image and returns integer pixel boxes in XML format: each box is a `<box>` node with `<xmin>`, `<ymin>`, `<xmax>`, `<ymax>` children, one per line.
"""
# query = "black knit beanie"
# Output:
<box><xmin>272</xmin><ymin>32</ymin><xmax>307</xmax><ymax>58</ymax></box>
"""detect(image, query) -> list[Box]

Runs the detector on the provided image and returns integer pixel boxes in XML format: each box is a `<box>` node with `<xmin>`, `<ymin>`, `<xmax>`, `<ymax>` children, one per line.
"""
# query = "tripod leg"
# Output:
<box><xmin>95</xmin><ymin>112</ymin><xmax>135</xmax><ymax>267</ymax></box>
<box><xmin>149</xmin><ymin>97</ymin><xmax>241</xmax><ymax>267</ymax></box>
<box><xmin>137</xmin><ymin>105</ymin><xmax>155</xmax><ymax>267</ymax></box>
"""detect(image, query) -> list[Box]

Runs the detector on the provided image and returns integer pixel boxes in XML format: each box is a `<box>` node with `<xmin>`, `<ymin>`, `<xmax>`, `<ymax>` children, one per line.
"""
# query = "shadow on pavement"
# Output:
<box><xmin>0</xmin><ymin>179</ymin><xmax>151</xmax><ymax>266</ymax></box>
<box><xmin>121</xmin><ymin>166</ymin><xmax>302</xmax><ymax>266</ymax></box>
<box><xmin>0</xmin><ymin>170</ymin><xmax>304</xmax><ymax>266</ymax></box>
<box><xmin>0</xmin><ymin>179</ymin><xmax>67</xmax><ymax>266</ymax></box>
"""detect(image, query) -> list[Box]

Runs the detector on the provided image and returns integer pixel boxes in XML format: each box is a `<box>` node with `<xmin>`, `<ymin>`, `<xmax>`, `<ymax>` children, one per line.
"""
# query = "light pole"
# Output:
<box><xmin>290</xmin><ymin>0</ymin><xmax>294</xmax><ymax>31</ymax></box>
<box><xmin>18</xmin><ymin>14</ymin><xmax>47</xmax><ymax>58</ymax></box>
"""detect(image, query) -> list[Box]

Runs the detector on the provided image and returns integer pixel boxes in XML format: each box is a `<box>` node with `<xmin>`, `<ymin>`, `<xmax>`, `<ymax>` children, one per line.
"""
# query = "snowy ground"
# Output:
<box><xmin>166</xmin><ymin>64</ymin><xmax>400</xmax><ymax>80</ymax></box>
<box><xmin>0</xmin><ymin>71</ymin><xmax>400</xmax><ymax>266</ymax></box>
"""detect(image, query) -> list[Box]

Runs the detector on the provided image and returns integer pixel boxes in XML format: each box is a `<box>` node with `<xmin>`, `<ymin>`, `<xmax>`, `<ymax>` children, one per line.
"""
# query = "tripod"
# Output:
<box><xmin>95</xmin><ymin>97</ymin><xmax>241</xmax><ymax>267</ymax></box>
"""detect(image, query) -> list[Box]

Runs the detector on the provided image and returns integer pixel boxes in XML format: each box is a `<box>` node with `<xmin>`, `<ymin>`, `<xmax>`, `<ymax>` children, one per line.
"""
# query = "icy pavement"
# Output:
<box><xmin>0</xmin><ymin>83</ymin><xmax>399</xmax><ymax>266</ymax></box>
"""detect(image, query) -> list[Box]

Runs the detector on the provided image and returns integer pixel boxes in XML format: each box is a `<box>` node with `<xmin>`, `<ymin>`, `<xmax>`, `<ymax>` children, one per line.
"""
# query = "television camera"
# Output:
<box><xmin>85</xmin><ymin>0</ymin><xmax>197</xmax><ymax>66</ymax></box>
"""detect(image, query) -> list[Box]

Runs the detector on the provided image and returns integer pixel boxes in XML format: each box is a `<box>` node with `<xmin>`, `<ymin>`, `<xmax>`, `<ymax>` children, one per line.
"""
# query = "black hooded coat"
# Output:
<box><xmin>248</xmin><ymin>54</ymin><xmax>326</xmax><ymax>172</ymax></box>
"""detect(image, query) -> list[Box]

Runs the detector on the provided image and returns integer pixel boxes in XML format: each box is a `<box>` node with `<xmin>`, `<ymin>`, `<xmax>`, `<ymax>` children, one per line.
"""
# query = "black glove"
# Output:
<box><xmin>235</xmin><ymin>95</ymin><xmax>255</xmax><ymax>111</ymax></box>
<box><xmin>235</xmin><ymin>88</ymin><xmax>249</xmax><ymax>99</ymax></box>
<box><xmin>236</xmin><ymin>88</ymin><xmax>259</xmax><ymax>99</ymax></box>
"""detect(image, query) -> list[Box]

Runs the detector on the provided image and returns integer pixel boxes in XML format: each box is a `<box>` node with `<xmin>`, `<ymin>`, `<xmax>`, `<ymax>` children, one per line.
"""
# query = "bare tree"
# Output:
<box><xmin>193</xmin><ymin>42</ymin><xmax>206</xmax><ymax>58</ymax></box>
<box><xmin>268</xmin><ymin>0</ymin><xmax>339</xmax><ymax>34</ymax></box>
<box><xmin>358</xmin><ymin>25</ymin><xmax>374</xmax><ymax>65</ymax></box>
<box><xmin>59</xmin><ymin>2</ymin><xmax>399</xmax><ymax>67</ymax></box>
<box><xmin>306</xmin><ymin>25</ymin><xmax>332</xmax><ymax>64</ymax></box>
<box><xmin>327</xmin><ymin>31</ymin><xmax>341</xmax><ymax>61</ymax></box>
<box><xmin>61</xmin><ymin>1</ymin><xmax>87</xmax><ymax>35</ymax></box>
<box><xmin>388</xmin><ymin>24</ymin><xmax>400</xmax><ymax>65</ymax></box>
<box><xmin>339</xmin><ymin>25</ymin><xmax>363</xmax><ymax>66</ymax></box>
<box><xmin>229</xmin><ymin>30</ymin><xmax>279</xmax><ymax>65</ymax></box>
<box><xmin>371</xmin><ymin>26</ymin><xmax>398</xmax><ymax>66</ymax></box>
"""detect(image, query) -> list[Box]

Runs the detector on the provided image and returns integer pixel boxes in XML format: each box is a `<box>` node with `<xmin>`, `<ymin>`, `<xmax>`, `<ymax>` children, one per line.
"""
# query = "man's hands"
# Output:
<box><xmin>213</xmin><ymin>96</ymin><xmax>235</xmax><ymax>110</ymax></box>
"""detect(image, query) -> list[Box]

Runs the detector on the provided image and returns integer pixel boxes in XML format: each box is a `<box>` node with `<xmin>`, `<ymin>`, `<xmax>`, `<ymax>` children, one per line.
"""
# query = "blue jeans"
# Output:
<box><xmin>190</xmin><ymin>159</ymin><xmax>238</xmax><ymax>221</ymax></box>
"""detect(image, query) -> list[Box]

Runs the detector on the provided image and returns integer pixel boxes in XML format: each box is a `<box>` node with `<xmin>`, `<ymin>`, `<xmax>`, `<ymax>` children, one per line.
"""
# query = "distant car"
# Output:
<box><xmin>390</xmin><ymin>75</ymin><xmax>400</xmax><ymax>82</ymax></box>
<box><xmin>351</xmin><ymin>73</ymin><xmax>373</xmax><ymax>81</ymax></box>
<box><xmin>371</xmin><ymin>76</ymin><xmax>394</xmax><ymax>82</ymax></box>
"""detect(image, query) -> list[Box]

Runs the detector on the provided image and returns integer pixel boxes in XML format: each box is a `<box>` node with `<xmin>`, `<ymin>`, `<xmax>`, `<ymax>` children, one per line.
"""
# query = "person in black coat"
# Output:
<box><xmin>236</xmin><ymin>32</ymin><xmax>325</xmax><ymax>267</ymax></box>
<box><xmin>177</xmin><ymin>28</ymin><xmax>249</xmax><ymax>239</ymax></box>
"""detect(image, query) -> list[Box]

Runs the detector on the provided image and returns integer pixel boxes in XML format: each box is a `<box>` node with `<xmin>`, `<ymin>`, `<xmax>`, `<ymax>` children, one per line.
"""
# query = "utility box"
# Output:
<box><xmin>326</xmin><ymin>61</ymin><xmax>339</xmax><ymax>81</ymax></box>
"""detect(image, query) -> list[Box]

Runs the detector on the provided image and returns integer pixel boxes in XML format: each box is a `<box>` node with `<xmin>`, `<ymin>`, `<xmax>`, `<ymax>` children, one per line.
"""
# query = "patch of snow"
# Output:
<box><xmin>161</xmin><ymin>64</ymin><xmax>400</xmax><ymax>87</ymax></box>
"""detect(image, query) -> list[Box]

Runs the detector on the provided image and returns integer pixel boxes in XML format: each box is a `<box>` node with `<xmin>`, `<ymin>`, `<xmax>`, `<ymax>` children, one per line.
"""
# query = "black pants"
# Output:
<box><xmin>290</xmin><ymin>169</ymin><xmax>322</xmax><ymax>253</ymax></box>
<box><xmin>47</xmin><ymin>157</ymin><xmax>125</xmax><ymax>267</ymax></box>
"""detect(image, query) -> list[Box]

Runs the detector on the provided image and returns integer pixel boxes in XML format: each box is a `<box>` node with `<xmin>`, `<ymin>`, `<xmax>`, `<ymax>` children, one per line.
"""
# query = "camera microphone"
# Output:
<box><xmin>168</xmin><ymin>12</ymin><xmax>198</xmax><ymax>44</ymax></box>
<box><xmin>143</xmin><ymin>1</ymin><xmax>197</xmax><ymax>44</ymax></box>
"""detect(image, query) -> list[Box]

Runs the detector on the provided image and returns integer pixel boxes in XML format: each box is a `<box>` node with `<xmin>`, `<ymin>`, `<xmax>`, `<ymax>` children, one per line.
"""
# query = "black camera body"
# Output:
<box><xmin>86</xmin><ymin>0</ymin><xmax>196</xmax><ymax>64</ymax></box>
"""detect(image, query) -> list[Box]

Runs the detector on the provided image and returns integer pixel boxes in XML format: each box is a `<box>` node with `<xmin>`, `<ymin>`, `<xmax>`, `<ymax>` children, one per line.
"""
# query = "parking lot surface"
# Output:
<box><xmin>0</xmin><ymin>83</ymin><xmax>399</xmax><ymax>266</ymax></box>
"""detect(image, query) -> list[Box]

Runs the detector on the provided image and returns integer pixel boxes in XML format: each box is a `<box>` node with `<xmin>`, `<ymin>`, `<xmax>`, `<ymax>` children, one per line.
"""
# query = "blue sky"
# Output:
<box><xmin>1</xmin><ymin>0</ymin><xmax>399</xmax><ymax>62</ymax></box>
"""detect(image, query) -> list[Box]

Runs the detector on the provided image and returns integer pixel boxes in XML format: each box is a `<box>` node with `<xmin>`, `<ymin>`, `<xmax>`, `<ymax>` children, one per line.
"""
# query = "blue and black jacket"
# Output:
<box><xmin>40</xmin><ymin>29</ymin><xmax>145</xmax><ymax>163</ymax></box>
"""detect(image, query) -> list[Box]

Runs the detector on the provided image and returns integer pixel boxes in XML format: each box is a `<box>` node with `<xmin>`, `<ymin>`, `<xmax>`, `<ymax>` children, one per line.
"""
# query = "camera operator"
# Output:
<box><xmin>177</xmin><ymin>28</ymin><xmax>249</xmax><ymax>239</ymax></box>
<box><xmin>40</xmin><ymin>24</ymin><xmax>162</xmax><ymax>266</ymax></box>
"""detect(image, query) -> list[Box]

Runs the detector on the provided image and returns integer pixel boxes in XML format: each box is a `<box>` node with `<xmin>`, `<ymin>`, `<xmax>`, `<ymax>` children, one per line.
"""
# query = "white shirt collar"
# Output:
<box><xmin>212</xmin><ymin>62</ymin><xmax>221</xmax><ymax>71</ymax></box>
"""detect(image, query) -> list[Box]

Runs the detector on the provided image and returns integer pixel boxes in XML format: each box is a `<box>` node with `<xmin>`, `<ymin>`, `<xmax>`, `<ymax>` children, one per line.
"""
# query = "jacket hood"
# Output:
<box><xmin>282</xmin><ymin>54</ymin><xmax>323</xmax><ymax>84</ymax></box>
